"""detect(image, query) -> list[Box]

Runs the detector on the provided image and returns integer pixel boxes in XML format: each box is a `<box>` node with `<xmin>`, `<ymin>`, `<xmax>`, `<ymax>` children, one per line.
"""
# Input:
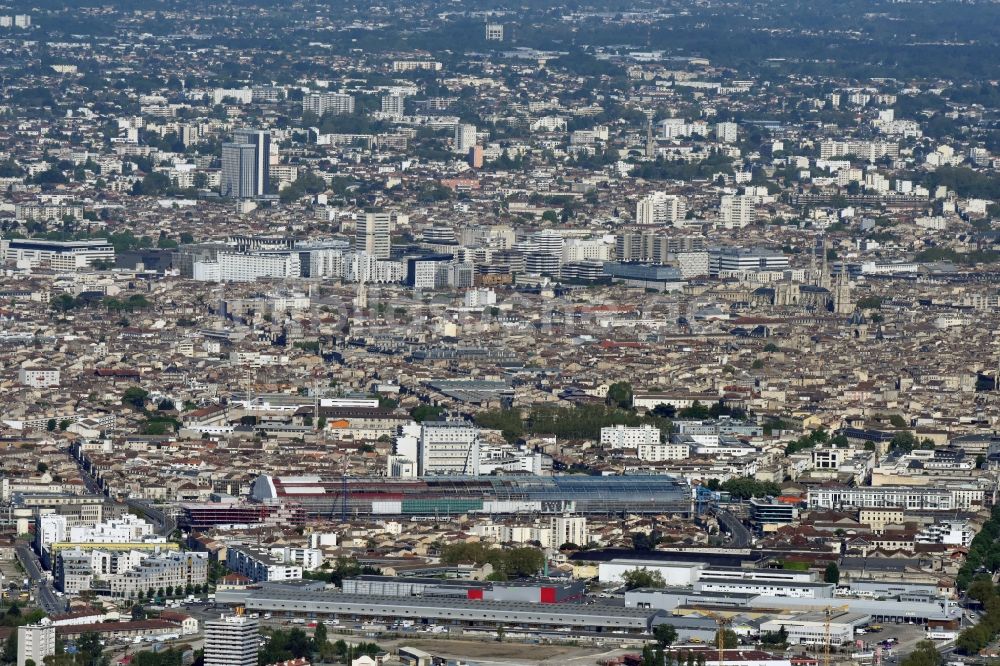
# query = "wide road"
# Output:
<box><xmin>126</xmin><ymin>499</ymin><xmax>177</xmax><ymax>537</ymax></box>
<box><xmin>715</xmin><ymin>509</ymin><xmax>752</xmax><ymax>548</ymax></box>
<box><xmin>16</xmin><ymin>543</ymin><xmax>64</xmax><ymax>615</ymax></box>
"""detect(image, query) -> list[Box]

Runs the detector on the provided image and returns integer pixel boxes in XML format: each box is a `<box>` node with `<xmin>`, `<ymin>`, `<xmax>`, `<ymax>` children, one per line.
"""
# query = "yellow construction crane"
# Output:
<box><xmin>822</xmin><ymin>605</ymin><xmax>851</xmax><ymax>666</ymax></box>
<box><xmin>688</xmin><ymin>608</ymin><xmax>733</xmax><ymax>666</ymax></box>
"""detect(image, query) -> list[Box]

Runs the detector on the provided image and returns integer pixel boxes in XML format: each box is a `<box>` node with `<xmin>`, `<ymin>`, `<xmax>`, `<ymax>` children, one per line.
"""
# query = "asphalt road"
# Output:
<box><xmin>715</xmin><ymin>509</ymin><xmax>752</xmax><ymax>548</ymax></box>
<box><xmin>16</xmin><ymin>543</ymin><xmax>65</xmax><ymax>615</ymax></box>
<box><xmin>126</xmin><ymin>499</ymin><xmax>177</xmax><ymax>537</ymax></box>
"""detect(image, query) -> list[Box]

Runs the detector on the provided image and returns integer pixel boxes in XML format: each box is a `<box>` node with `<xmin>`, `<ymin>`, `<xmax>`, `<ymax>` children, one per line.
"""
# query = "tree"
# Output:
<box><xmin>715</xmin><ymin>628</ymin><xmax>739</xmax><ymax>649</ymax></box>
<box><xmin>2</xmin><ymin>631</ymin><xmax>16</xmax><ymax>665</ymax></box>
<box><xmin>891</xmin><ymin>431</ymin><xmax>917</xmax><ymax>454</ymax></box>
<box><xmin>76</xmin><ymin>632</ymin><xmax>103</xmax><ymax>666</ymax></box>
<box><xmin>122</xmin><ymin>386</ymin><xmax>149</xmax><ymax>411</ymax></box>
<box><xmin>410</xmin><ymin>404</ymin><xmax>445</xmax><ymax>422</ymax></box>
<box><xmin>824</xmin><ymin>562</ymin><xmax>840</xmax><ymax>584</ymax></box>
<box><xmin>654</xmin><ymin>623</ymin><xmax>678</xmax><ymax>648</ymax></box>
<box><xmin>622</xmin><ymin>567</ymin><xmax>666</xmax><ymax>591</ymax></box>
<box><xmin>607</xmin><ymin>381</ymin><xmax>633</xmax><ymax>409</ymax></box>
<box><xmin>900</xmin><ymin>640</ymin><xmax>941</xmax><ymax>666</ymax></box>
<box><xmin>36</xmin><ymin>462</ymin><xmax>48</xmax><ymax>473</ymax></box>
<box><xmin>313</xmin><ymin>622</ymin><xmax>327</xmax><ymax>657</ymax></box>
<box><xmin>46</xmin><ymin>419</ymin><xmax>56</xmax><ymax>432</ymax></box>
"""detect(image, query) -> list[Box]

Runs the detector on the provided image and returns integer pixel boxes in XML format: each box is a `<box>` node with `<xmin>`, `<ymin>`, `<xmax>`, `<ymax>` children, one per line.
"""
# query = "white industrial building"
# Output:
<box><xmin>598</xmin><ymin>559</ymin><xmax>703</xmax><ymax>586</ymax></box>
<box><xmin>759</xmin><ymin>611</ymin><xmax>870</xmax><ymax>646</ymax></box>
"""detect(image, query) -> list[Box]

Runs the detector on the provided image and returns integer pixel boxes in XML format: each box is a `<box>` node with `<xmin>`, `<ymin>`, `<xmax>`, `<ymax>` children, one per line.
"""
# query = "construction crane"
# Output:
<box><xmin>688</xmin><ymin>608</ymin><xmax>733</xmax><ymax>666</ymax></box>
<box><xmin>822</xmin><ymin>605</ymin><xmax>851</xmax><ymax>666</ymax></box>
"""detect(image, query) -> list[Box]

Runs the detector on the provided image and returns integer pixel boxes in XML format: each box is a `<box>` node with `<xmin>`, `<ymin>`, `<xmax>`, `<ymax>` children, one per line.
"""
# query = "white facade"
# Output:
<box><xmin>216</xmin><ymin>252</ymin><xmax>301</xmax><ymax>282</ymax></box>
<box><xmin>464</xmin><ymin>288</ymin><xmax>497</xmax><ymax>308</ymax></box>
<box><xmin>637</xmin><ymin>442</ymin><xmax>691</xmax><ymax>462</ymax></box>
<box><xmin>381</xmin><ymin>94</ymin><xmax>405</xmax><ymax>117</ymax></box>
<box><xmin>562</xmin><ymin>238</ymin><xmax>611</xmax><ymax>263</ymax></box>
<box><xmin>716</xmin><ymin>122</ymin><xmax>738</xmax><ymax>143</ymax></box>
<box><xmin>551</xmin><ymin>515</ymin><xmax>588</xmax><ymax>547</ymax></box>
<box><xmin>205</xmin><ymin>615</ymin><xmax>259</xmax><ymax>666</ymax></box>
<box><xmin>357</xmin><ymin>211</ymin><xmax>392</xmax><ymax>259</ymax></box>
<box><xmin>302</xmin><ymin>92</ymin><xmax>355</xmax><ymax>116</ymax></box>
<box><xmin>17</xmin><ymin>623</ymin><xmax>55</xmax><ymax>666</ymax></box>
<box><xmin>18</xmin><ymin>368</ymin><xmax>60</xmax><ymax>388</ymax></box>
<box><xmin>807</xmin><ymin>485</ymin><xmax>984</xmax><ymax>511</ymax></box>
<box><xmin>454</xmin><ymin>123</ymin><xmax>477</xmax><ymax>154</ymax></box>
<box><xmin>600</xmin><ymin>425</ymin><xmax>661</xmax><ymax>448</ymax></box>
<box><xmin>268</xmin><ymin>546</ymin><xmax>324</xmax><ymax>571</ymax></box>
<box><xmin>720</xmin><ymin>195</ymin><xmax>756</xmax><ymax>228</ymax></box>
<box><xmin>1</xmin><ymin>238</ymin><xmax>114</xmax><ymax>271</ymax></box>
<box><xmin>226</xmin><ymin>546</ymin><xmax>303</xmax><ymax>582</ymax></box>
<box><xmin>68</xmin><ymin>515</ymin><xmax>155</xmax><ymax>544</ymax></box>
<box><xmin>598</xmin><ymin>559</ymin><xmax>703</xmax><ymax>585</ymax></box>
<box><xmin>419</xmin><ymin>420</ymin><xmax>480</xmax><ymax>475</ymax></box>
<box><xmin>636</xmin><ymin>192</ymin><xmax>687</xmax><ymax>226</ymax></box>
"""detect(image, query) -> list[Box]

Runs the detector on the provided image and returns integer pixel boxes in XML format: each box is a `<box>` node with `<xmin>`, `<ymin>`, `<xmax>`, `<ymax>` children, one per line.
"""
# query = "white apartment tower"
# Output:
<box><xmin>357</xmin><ymin>210</ymin><xmax>392</xmax><ymax>259</ymax></box>
<box><xmin>381</xmin><ymin>94</ymin><xmax>405</xmax><ymax>117</ymax></box>
<box><xmin>205</xmin><ymin>615</ymin><xmax>259</xmax><ymax>666</ymax></box>
<box><xmin>716</xmin><ymin>122</ymin><xmax>738</xmax><ymax>143</ymax></box>
<box><xmin>18</xmin><ymin>623</ymin><xmax>55</xmax><ymax>666</ymax></box>
<box><xmin>636</xmin><ymin>192</ymin><xmax>687</xmax><ymax>225</ymax></box>
<box><xmin>454</xmin><ymin>123</ymin><xmax>477</xmax><ymax>154</ymax></box>
<box><xmin>720</xmin><ymin>194</ymin><xmax>757</xmax><ymax>228</ymax></box>
<box><xmin>485</xmin><ymin>22</ymin><xmax>504</xmax><ymax>41</ymax></box>
<box><xmin>551</xmin><ymin>515</ymin><xmax>588</xmax><ymax>548</ymax></box>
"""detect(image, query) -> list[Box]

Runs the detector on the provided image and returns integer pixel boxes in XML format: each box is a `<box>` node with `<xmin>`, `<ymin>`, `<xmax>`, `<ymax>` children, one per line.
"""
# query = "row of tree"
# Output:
<box><xmin>439</xmin><ymin>542</ymin><xmax>544</xmax><ymax>581</ymax></box>
<box><xmin>956</xmin><ymin>504</ymin><xmax>1000</xmax><ymax>590</ymax></box>
<box><xmin>260</xmin><ymin>624</ymin><xmax>381</xmax><ymax>665</ymax></box>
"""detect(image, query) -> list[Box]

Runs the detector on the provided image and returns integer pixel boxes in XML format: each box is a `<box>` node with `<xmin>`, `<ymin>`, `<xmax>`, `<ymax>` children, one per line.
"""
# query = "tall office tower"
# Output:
<box><xmin>381</xmin><ymin>94</ymin><xmax>405</xmax><ymax>117</ymax></box>
<box><xmin>454</xmin><ymin>123</ymin><xmax>477</xmax><ymax>154</ymax></box>
<box><xmin>205</xmin><ymin>615</ymin><xmax>259</xmax><ymax>666</ymax></box>
<box><xmin>233</xmin><ymin>129</ymin><xmax>271</xmax><ymax>197</ymax></box>
<box><xmin>220</xmin><ymin>142</ymin><xmax>257</xmax><ymax>199</ymax></box>
<box><xmin>17</xmin><ymin>623</ymin><xmax>55</xmax><ymax>666</ymax></box>
<box><xmin>485</xmin><ymin>22</ymin><xmax>504</xmax><ymax>41</ymax></box>
<box><xmin>720</xmin><ymin>194</ymin><xmax>757</xmax><ymax>228</ymax></box>
<box><xmin>357</xmin><ymin>210</ymin><xmax>392</xmax><ymax>259</ymax></box>
<box><xmin>636</xmin><ymin>192</ymin><xmax>687</xmax><ymax>225</ymax></box>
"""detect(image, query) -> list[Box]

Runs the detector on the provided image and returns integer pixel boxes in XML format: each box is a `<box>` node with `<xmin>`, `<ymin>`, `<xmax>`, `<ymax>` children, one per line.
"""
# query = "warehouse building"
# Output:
<box><xmin>759</xmin><ymin>611</ymin><xmax>870</xmax><ymax>646</ymax></box>
<box><xmin>342</xmin><ymin>575</ymin><xmax>585</xmax><ymax>603</ymax></box>
<box><xmin>624</xmin><ymin>588</ymin><xmax>960</xmax><ymax>628</ymax></box>
<box><xmin>215</xmin><ymin>586</ymin><xmax>664</xmax><ymax>634</ymax></box>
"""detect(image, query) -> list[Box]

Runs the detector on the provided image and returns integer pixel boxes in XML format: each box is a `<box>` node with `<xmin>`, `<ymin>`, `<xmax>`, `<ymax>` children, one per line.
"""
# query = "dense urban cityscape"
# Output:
<box><xmin>2</xmin><ymin>0</ymin><xmax>1000</xmax><ymax>665</ymax></box>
